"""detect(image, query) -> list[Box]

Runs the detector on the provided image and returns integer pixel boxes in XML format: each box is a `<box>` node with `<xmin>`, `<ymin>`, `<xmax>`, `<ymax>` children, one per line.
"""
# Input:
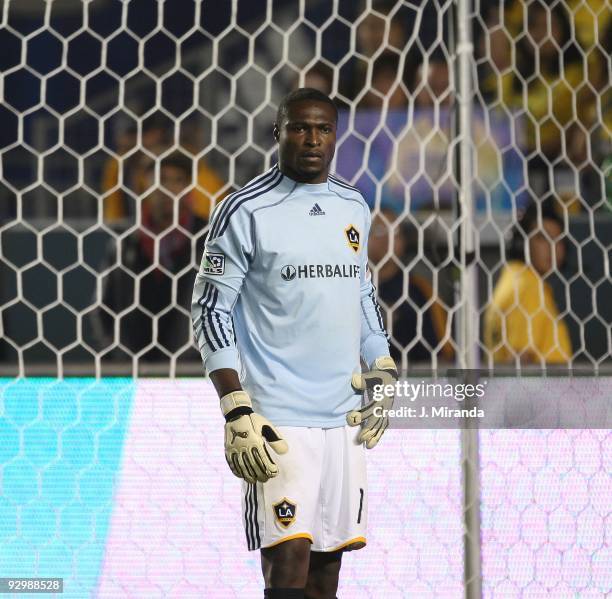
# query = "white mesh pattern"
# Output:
<box><xmin>0</xmin><ymin>1</ymin><xmax>610</xmax><ymax>376</ymax></box>
<box><xmin>0</xmin><ymin>1</ymin><xmax>611</xmax><ymax>596</ymax></box>
<box><xmin>1</xmin><ymin>1</ymin><xmax>609</xmax><ymax>378</ymax></box>
<box><xmin>471</xmin><ymin>0</ymin><xmax>612</xmax><ymax>371</ymax></box>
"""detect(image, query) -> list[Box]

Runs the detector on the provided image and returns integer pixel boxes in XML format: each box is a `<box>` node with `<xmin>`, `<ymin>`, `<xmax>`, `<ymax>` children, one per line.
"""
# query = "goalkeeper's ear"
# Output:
<box><xmin>273</xmin><ymin>124</ymin><xmax>280</xmax><ymax>141</ymax></box>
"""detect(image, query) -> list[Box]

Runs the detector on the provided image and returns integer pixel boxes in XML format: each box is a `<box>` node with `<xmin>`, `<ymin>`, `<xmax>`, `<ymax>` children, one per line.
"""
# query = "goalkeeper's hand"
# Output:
<box><xmin>346</xmin><ymin>356</ymin><xmax>398</xmax><ymax>449</ymax></box>
<box><xmin>221</xmin><ymin>390</ymin><xmax>288</xmax><ymax>484</ymax></box>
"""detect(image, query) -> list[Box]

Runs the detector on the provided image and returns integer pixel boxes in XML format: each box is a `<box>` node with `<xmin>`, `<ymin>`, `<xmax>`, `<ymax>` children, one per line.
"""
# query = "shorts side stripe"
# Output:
<box><xmin>253</xmin><ymin>483</ymin><xmax>261</xmax><ymax>548</ymax></box>
<box><xmin>244</xmin><ymin>484</ymin><xmax>253</xmax><ymax>550</ymax></box>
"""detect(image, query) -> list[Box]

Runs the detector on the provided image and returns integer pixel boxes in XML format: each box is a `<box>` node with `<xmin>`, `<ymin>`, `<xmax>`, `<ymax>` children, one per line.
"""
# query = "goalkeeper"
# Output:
<box><xmin>192</xmin><ymin>88</ymin><xmax>396</xmax><ymax>599</ymax></box>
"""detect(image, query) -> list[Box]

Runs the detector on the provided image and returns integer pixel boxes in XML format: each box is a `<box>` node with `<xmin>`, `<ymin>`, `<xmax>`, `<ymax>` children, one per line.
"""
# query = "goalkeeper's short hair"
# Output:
<box><xmin>276</xmin><ymin>88</ymin><xmax>338</xmax><ymax>125</ymax></box>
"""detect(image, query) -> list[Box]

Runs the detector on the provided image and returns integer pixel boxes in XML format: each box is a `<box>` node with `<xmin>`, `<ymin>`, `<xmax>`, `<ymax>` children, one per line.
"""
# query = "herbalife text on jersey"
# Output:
<box><xmin>372</xmin><ymin>380</ymin><xmax>487</xmax><ymax>402</ymax></box>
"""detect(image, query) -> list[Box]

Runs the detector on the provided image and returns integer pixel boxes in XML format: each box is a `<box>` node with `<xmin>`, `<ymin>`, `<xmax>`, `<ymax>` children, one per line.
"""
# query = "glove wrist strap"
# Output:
<box><xmin>224</xmin><ymin>406</ymin><xmax>254</xmax><ymax>422</ymax></box>
<box><xmin>221</xmin><ymin>390</ymin><xmax>253</xmax><ymax>421</ymax></box>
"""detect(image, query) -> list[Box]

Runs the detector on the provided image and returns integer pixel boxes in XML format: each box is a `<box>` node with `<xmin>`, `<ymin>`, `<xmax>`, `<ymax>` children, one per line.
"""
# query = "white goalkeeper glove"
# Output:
<box><xmin>346</xmin><ymin>356</ymin><xmax>398</xmax><ymax>449</ymax></box>
<box><xmin>221</xmin><ymin>390</ymin><xmax>288</xmax><ymax>484</ymax></box>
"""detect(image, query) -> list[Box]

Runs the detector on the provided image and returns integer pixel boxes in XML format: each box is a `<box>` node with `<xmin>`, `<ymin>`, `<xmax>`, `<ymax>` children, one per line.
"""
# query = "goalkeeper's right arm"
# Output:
<box><xmin>210</xmin><ymin>368</ymin><xmax>288</xmax><ymax>484</ymax></box>
<box><xmin>194</xmin><ymin>188</ymin><xmax>288</xmax><ymax>483</ymax></box>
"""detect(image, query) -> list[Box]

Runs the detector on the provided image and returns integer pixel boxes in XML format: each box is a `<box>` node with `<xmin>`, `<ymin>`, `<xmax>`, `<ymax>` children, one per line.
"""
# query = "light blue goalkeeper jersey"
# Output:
<box><xmin>191</xmin><ymin>164</ymin><xmax>390</xmax><ymax>427</ymax></box>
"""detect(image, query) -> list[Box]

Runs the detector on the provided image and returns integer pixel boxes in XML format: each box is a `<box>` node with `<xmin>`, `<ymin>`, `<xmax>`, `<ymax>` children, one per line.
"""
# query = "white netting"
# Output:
<box><xmin>0</xmin><ymin>0</ymin><xmax>611</xmax><ymax>596</ymax></box>
<box><xmin>0</xmin><ymin>0</ymin><xmax>610</xmax><ymax>377</ymax></box>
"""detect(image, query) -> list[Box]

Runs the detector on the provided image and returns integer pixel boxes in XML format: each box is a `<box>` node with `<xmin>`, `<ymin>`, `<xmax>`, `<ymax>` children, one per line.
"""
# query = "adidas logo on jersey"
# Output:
<box><xmin>309</xmin><ymin>203</ymin><xmax>325</xmax><ymax>216</ymax></box>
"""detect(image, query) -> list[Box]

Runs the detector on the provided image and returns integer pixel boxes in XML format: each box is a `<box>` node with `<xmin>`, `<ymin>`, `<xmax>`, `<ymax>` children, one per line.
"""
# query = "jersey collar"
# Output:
<box><xmin>275</xmin><ymin>164</ymin><xmax>330</xmax><ymax>192</ymax></box>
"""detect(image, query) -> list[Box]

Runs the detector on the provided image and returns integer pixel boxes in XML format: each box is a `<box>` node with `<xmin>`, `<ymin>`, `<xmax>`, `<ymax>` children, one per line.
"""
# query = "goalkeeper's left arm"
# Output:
<box><xmin>347</xmin><ymin>207</ymin><xmax>397</xmax><ymax>448</ymax></box>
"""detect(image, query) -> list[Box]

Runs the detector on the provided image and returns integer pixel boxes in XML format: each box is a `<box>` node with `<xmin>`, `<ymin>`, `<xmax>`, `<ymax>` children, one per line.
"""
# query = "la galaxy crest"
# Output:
<box><xmin>273</xmin><ymin>498</ymin><xmax>297</xmax><ymax>528</ymax></box>
<box><xmin>344</xmin><ymin>225</ymin><xmax>360</xmax><ymax>253</ymax></box>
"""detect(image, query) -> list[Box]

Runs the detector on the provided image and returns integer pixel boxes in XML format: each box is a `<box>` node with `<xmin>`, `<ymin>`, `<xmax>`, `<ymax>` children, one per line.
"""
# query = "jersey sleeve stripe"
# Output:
<box><xmin>329</xmin><ymin>174</ymin><xmax>361</xmax><ymax>194</ymax></box>
<box><xmin>369</xmin><ymin>286</ymin><xmax>386</xmax><ymax>331</ymax></box>
<box><xmin>209</xmin><ymin>166</ymin><xmax>280</xmax><ymax>239</ymax></box>
<box><xmin>214</xmin><ymin>309</ymin><xmax>230</xmax><ymax>347</ymax></box>
<box><xmin>230</xmin><ymin>316</ymin><xmax>237</xmax><ymax>344</ymax></box>
<box><xmin>199</xmin><ymin>283</ymin><xmax>224</xmax><ymax>351</ymax></box>
<box><xmin>198</xmin><ymin>284</ymin><xmax>217</xmax><ymax>351</ymax></box>
<box><xmin>216</xmin><ymin>170</ymin><xmax>284</xmax><ymax>238</ymax></box>
<box><xmin>206</xmin><ymin>285</ymin><xmax>226</xmax><ymax>350</ymax></box>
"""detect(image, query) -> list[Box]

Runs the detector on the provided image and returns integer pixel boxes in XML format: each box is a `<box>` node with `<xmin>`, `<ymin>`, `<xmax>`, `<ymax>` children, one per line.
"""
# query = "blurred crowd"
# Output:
<box><xmin>93</xmin><ymin>0</ymin><xmax>610</xmax><ymax>369</ymax></box>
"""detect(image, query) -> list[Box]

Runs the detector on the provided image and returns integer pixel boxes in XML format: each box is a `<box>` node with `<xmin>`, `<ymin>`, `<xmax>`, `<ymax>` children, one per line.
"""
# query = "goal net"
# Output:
<box><xmin>0</xmin><ymin>0</ymin><xmax>610</xmax><ymax>596</ymax></box>
<box><xmin>1</xmin><ymin>0</ymin><xmax>610</xmax><ymax>377</ymax></box>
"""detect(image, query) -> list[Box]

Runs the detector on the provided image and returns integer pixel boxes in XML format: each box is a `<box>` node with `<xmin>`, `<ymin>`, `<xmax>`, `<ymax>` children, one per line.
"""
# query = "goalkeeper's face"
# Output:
<box><xmin>276</xmin><ymin>100</ymin><xmax>336</xmax><ymax>183</ymax></box>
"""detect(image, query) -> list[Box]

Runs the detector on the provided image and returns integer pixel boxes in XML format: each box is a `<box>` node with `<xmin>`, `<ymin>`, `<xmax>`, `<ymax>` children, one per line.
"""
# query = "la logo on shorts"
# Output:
<box><xmin>273</xmin><ymin>498</ymin><xmax>297</xmax><ymax>528</ymax></box>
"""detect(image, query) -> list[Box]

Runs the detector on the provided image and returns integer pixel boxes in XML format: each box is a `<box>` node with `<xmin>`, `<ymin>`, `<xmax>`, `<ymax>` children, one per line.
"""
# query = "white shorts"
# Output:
<box><xmin>241</xmin><ymin>424</ymin><xmax>367</xmax><ymax>552</ymax></box>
